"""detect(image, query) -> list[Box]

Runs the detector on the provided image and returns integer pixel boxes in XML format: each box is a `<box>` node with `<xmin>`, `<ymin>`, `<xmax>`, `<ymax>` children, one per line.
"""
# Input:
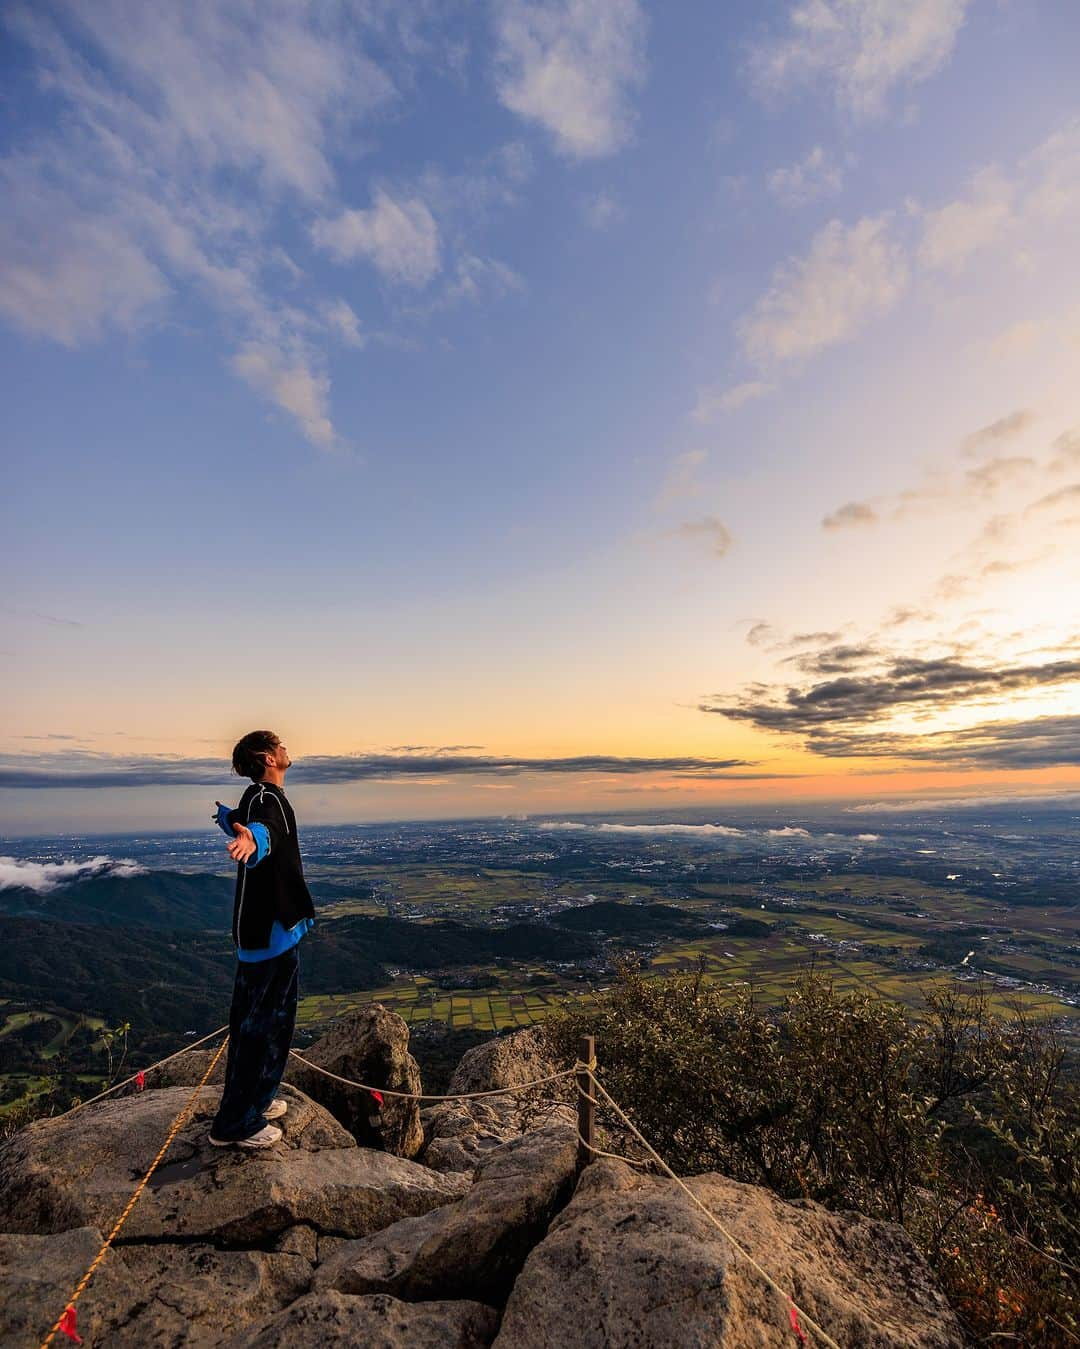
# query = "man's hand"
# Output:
<box><xmin>227</xmin><ymin>822</ymin><xmax>257</xmax><ymax>863</ymax></box>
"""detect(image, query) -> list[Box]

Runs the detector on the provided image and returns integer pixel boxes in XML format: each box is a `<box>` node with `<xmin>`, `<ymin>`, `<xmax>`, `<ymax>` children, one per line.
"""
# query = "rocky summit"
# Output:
<box><xmin>0</xmin><ymin>1011</ymin><xmax>966</xmax><ymax>1347</ymax></box>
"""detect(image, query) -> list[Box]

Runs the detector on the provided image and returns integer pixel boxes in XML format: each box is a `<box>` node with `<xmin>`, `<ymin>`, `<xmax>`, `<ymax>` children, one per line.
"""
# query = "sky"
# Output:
<box><xmin>3</xmin><ymin>0</ymin><xmax>1080</xmax><ymax>834</ymax></box>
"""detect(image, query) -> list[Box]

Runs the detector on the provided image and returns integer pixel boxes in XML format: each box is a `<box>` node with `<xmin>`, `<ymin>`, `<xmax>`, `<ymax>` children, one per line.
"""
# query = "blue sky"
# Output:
<box><xmin>3</xmin><ymin>1</ymin><xmax>1080</xmax><ymax>834</ymax></box>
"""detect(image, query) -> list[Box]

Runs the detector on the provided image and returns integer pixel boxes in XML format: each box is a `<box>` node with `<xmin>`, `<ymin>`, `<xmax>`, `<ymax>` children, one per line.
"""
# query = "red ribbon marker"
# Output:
<box><xmin>59</xmin><ymin>1305</ymin><xmax>83</xmax><ymax>1344</ymax></box>
<box><xmin>369</xmin><ymin>1089</ymin><xmax>384</xmax><ymax>1108</ymax></box>
<box><xmin>135</xmin><ymin>1071</ymin><xmax>146</xmax><ymax>1091</ymax></box>
<box><xmin>789</xmin><ymin>1305</ymin><xmax>808</xmax><ymax>1345</ymax></box>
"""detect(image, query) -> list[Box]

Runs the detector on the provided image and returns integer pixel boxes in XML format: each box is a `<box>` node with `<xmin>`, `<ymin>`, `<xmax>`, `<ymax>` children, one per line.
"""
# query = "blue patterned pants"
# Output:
<box><xmin>211</xmin><ymin>946</ymin><xmax>299</xmax><ymax>1140</ymax></box>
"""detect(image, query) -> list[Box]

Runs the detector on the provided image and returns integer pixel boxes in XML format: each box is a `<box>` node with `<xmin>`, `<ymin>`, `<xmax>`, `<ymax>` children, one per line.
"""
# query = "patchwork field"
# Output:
<box><xmin>297</xmin><ymin>969</ymin><xmax>591</xmax><ymax>1034</ymax></box>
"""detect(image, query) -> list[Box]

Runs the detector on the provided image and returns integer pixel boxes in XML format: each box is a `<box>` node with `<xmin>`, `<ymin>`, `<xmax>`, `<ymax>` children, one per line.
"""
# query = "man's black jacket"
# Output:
<box><xmin>225</xmin><ymin>781</ymin><xmax>315</xmax><ymax>949</ymax></box>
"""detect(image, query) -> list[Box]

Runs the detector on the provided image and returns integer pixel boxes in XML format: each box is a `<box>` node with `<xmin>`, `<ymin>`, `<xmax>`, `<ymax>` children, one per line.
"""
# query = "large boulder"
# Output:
<box><xmin>493</xmin><ymin>1159</ymin><xmax>966</xmax><ymax>1349</ymax></box>
<box><xmin>0</xmin><ymin>1227</ymin><xmax>141</xmax><ymax>1347</ymax></box>
<box><xmin>420</xmin><ymin>1028</ymin><xmax>575</xmax><ymax>1174</ymax></box>
<box><xmin>221</xmin><ymin>1291</ymin><xmax>499</xmax><ymax>1348</ymax></box>
<box><xmin>284</xmin><ymin>1004</ymin><xmax>424</xmax><ymax>1158</ymax></box>
<box><xmin>447</xmin><ymin>1027</ymin><xmax>560</xmax><ymax>1095</ymax></box>
<box><xmin>0</xmin><ymin>1227</ymin><xmax>313</xmax><ymax>1348</ymax></box>
<box><xmin>316</xmin><ymin>1124</ymin><xmax>578</xmax><ymax>1305</ymax></box>
<box><xmin>0</xmin><ymin>1083</ymin><xmax>468</xmax><ymax>1246</ymax></box>
<box><xmin>151</xmin><ymin>1045</ymin><xmax>226</xmax><ymax>1087</ymax></box>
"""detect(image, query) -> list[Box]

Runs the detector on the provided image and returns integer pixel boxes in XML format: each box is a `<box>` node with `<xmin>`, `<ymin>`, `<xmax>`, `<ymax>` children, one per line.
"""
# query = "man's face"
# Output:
<box><xmin>266</xmin><ymin>741</ymin><xmax>292</xmax><ymax>775</ymax></box>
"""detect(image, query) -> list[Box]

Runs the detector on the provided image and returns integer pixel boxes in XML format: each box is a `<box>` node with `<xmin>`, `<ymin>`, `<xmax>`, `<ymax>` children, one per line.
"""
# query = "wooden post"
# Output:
<box><xmin>576</xmin><ymin>1033</ymin><xmax>596</xmax><ymax>1171</ymax></box>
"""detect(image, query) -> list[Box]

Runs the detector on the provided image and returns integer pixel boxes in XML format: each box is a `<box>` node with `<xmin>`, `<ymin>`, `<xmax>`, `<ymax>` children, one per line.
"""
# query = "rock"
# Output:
<box><xmin>447</xmin><ymin>1027</ymin><xmax>559</xmax><ymax>1095</ymax></box>
<box><xmin>420</xmin><ymin>1028</ymin><xmax>575</xmax><ymax>1174</ymax></box>
<box><xmin>151</xmin><ymin>1046</ymin><xmax>227</xmax><ymax>1088</ymax></box>
<box><xmin>0</xmin><ymin>1227</ymin><xmax>140</xmax><ymax>1346</ymax></box>
<box><xmin>0</xmin><ymin>1226</ymin><xmax>310</xmax><ymax>1348</ymax></box>
<box><xmin>112</xmin><ymin>1245</ymin><xmax>313</xmax><ymax>1346</ymax></box>
<box><xmin>284</xmin><ymin>1004</ymin><xmax>424</xmax><ymax>1158</ymax></box>
<box><xmin>493</xmin><ymin>1159</ymin><xmax>966</xmax><ymax>1349</ymax></box>
<box><xmin>221</xmin><ymin>1290</ymin><xmax>499</xmax><ymax>1348</ymax></box>
<box><xmin>0</xmin><ymin>1084</ymin><xmax>469</xmax><ymax>1246</ymax></box>
<box><xmin>316</xmin><ymin>1124</ymin><xmax>578</xmax><ymax>1305</ymax></box>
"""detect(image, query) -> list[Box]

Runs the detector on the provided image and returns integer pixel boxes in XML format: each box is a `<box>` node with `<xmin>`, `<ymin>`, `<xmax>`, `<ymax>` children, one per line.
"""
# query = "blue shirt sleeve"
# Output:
<box><xmin>245</xmin><ymin>822</ymin><xmax>271</xmax><ymax>868</ymax></box>
<box><xmin>214</xmin><ymin>802</ymin><xmax>235</xmax><ymax>836</ymax></box>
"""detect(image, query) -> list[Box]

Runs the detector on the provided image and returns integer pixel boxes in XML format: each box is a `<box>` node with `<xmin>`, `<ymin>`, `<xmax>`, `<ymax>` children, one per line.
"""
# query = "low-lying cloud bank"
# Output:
<box><xmin>0</xmin><ymin>751</ymin><xmax>773</xmax><ymax>790</ymax></box>
<box><xmin>539</xmin><ymin>821</ymin><xmax>745</xmax><ymax>836</ymax></box>
<box><xmin>0</xmin><ymin>854</ymin><xmax>146</xmax><ymax>894</ymax></box>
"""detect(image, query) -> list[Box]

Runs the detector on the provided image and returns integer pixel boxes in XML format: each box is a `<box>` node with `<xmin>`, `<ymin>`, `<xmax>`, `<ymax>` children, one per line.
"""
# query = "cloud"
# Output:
<box><xmin>0</xmin><ymin>750</ymin><xmax>764</xmax><ymax>790</ymax></box>
<box><xmin>440</xmin><ymin>254</ymin><xmax>526</xmax><ymax>306</ymax></box>
<box><xmin>988</xmin><ymin>319</ymin><xmax>1045</xmax><ymax>361</ymax></box>
<box><xmin>1048</xmin><ymin>430</ymin><xmax>1080</xmax><ymax>474</ymax></box>
<box><xmin>582</xmin><ymin>191</ymin><xmax>624</xmax><ymax>229</ymax></box>
<box><xmin>492</xmin><ymin>0</ymin><xmax>647</xmax><ymax>158</ymax></box>
<box><xmin>767</xmin><ymin>826</ymin><xmax>810</xmax><ymax>837</ymax></box>
<box><xmin>231</xmin><ymin>343</ymin><xmax>335</xmax><ymax>449</ymax></box>
<box><xmin>805</xmin><ymin>713</ymin><xmax>1080</xmax><ymax>771</ymax></box>
<box><xmin>10</xmin><ymin>2</ymin><xmax>395</xmax><ymax>200</ymax></box>
<box><xmin>782</xmin><ymin>642</ymin><xmax>882</xmax><ymax>675</ymax></box>
<box><xmin>320</xmin><ymin>299</ymin><xmax>365</xmax><ymax>348</ymax></box>
<box><xmin>0</xmin><ymin>855</ymin><xmax>146</xmax><ymax>894</ymax></box>
<box><xmin>822</xmin><ymin>500</ymin><xmax>878</xmax><ymax>530</ymax></box>
<box><xmin>539</xmin><ymin>821</ymin><xmax>745</xmax><ymax>836</ymax></box>
<box><xmin>700</xmin><ymin>655</ymin><xmax>1080</xmax><ymax>737</ymax></box>
<box><xmin>847</xmin><ymin>789</ymin><xmax>1080</xmax><ymax>812</ymax></box>
<box><xmin>1026</xmin><ymin>483</ymin><xmax>1080</xmax><ymax>514</ymax></box>
<box><xmin>1</xmin><ymin>5</ymin><xmax>510</xmax><ymax>447</ymax></box>
<box><xmin>745</xmin><ymin>621</ymin><xmax>776</xmax><ymax>648</ymax></box>
<box><xmin>740</xmin><ymin>215</ymin><xmax>908</xmax><ymax>364</ymax></box>
<box><xmin>767</xmin><ymin>146</ymin><xmax>844</xmax><ymax>207</ymax></box>
<box><xmin>0</xmin><ymin>170</ymin><xmax>169</xmax><ymax>345</ymax></box>
<box><xmin>963</xmin><ymin>456</ymin><xmax>1037</xmax><ymax>495</ymax></box>
<box><xmin>749</xmin><ymin>0</ymin><xmax>971</xmax><ymax>119</ymax></box>
<box><xmin>675</xmin><ymin>516</ymin><xmax>733</xmax><ymax>558</ymax></box>
<box><xmin>691</xmin><ymin>381</ymin><xmax>773</xmax><ymax>423</ymax></box>
<box><xmin>312</xmin><ymin>189</ymin><xmax>441</xmax><ymax>286</ymax></box>
<box><xmin>917</xmin><ymin>166</ymin><xmax>1014</xmax><ymax>272</ymax></box>
<box><xmin>656</xmin><ymin>449</ymin><xmax>707</xmax><ymax>508</ymax></box>
<box><xmin>960</xmin><ymin>409</ymin><xmax>1037</xmax><ymax>457</ymax></box>
<box><xmin>1026</xmin><ymin>116</ymin><xmax>1080</xmax><ymax>223</ymax></box>
<box><xmin>884</xmin><ymin>606</ymin><xmax>936</xmax><ymax>627</ymax></box>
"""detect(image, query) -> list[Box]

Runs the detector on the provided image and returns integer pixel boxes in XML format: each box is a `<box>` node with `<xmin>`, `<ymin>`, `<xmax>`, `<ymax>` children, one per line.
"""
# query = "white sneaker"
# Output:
<box><xmin>208</xmin><ymin>1124</ymin><xmax>282</xmax><ymax>1149</ymax></box>
<box><xmin>236</xmin><ymin>1124</ymin><xmax>282</xmax><ymax>1148</ymax></box>
<box><xmin>264</xmin><ymin>1099</ymin><xmax>288</xmax><ymax>1120</ymax></box>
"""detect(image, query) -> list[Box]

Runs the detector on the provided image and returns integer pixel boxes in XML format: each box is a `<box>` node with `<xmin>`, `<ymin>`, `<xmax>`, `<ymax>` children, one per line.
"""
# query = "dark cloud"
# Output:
<box><xmin>822</xmin><ymin>501</ymin><xmax>877</xmax><ymax>530</ymax></box>
<box><xmin>700</xmin><ymin>656</ymin><xmax>1080</xmax><ymax>734</ymax></box>
<box><xmin>743</xmin><ymin>624</ymin><xmax>844</xmax><ymax>652</ymax></box>
<box><xmin>960</xmin><ymin>409</ymin><xmax>1036</xmax><ymax>457</ymax></box>
<box><xmin>804</xmin><ymin>714</ymin><xmax>1080</xmax><ymax>771</ymax></box>
<box><xmin>0</xmin><ymin>751</ymin><xmax>764</xmax><ymax>790</ymax></box>
<box><xmin>780</xmin><ymin>643</ymin><xmax>881</xmax><ymax>675</ymax></box>
<box><xmin>785</xmin><ymin>630</ymin><xmax>845</xmax><ymax>648</ymax></box>
<box><xmin>384</xmin><ymin>744</ymin><xmax>485</xmax><ymax>753</ymax></box>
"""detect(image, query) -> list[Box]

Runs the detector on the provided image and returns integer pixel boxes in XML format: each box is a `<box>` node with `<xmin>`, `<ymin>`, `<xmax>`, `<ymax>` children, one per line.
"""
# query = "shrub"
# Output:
<box><xmin>538</xmin><ymin>960</ymin><xmax>1078</xmax><ymax>1345</ymax></box>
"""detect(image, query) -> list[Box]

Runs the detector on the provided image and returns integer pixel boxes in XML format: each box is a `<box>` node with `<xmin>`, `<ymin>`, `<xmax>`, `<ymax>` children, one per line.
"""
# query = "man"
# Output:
<box><xmin>207</xmin><ymin>731</ymin><xmax>316</xmax><ymax>1148</ymax></box>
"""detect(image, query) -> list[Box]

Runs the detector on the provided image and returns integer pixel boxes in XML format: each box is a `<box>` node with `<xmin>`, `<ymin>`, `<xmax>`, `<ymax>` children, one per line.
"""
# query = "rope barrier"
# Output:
<box><xmin>286</xmin><ymin>1048</ymin><xmax>577</xmax><ymax>1103</ymax></box>
<box><xmin>38</xmin><ymin>1035</ymin><xmax>230</xmax><ymax>1348</ymax></box>
<box><xmin>37</xmin><ymin>1029</ymin><xmax>840</xmax><ymax>1349</ymax></box>
<box><xmin>46</xmin><ymin>1023</ymin><xmax>231</xmax><ymax>1123</ymax></box>
<box><xmin>582</xmin><ymin>1072</ymin><xmax>843</xmax><ymax>1349</ymax></box>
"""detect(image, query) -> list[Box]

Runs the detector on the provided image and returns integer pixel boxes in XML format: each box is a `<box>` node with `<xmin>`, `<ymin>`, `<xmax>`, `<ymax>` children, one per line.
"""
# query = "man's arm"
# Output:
<box><xmin>214</xmin><ymin>799</ymin><xmax>273</xmax><ymax>867</ymax></box>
